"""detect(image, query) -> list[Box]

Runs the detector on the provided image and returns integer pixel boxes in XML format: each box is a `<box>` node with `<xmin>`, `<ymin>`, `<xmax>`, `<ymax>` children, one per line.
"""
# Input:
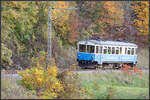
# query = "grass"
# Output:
<box><xmin>79</xmin><ymin>71</ymin><xmax>149</xmax><ymax>99</ymax></box>
<box><xmin>1</xmin><ymin>71</ymin><xmax>38</xmax><ymax>99</ymax></box>
<box><xmin>1</xmin><ymin>48</ymin><xmax>148</xmax><ymax>99</ymax></box>
<box><xmin>137</xmin><ymin>48</ymin><xmax>149</xmax><ymax>69</ymax></box>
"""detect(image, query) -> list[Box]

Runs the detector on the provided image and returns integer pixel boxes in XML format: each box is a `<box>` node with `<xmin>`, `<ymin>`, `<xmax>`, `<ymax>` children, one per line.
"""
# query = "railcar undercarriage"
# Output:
<box><xmin>78</xmin><ymin>60</ymin><xmax>136</xmax><ymax>70</ymax></box>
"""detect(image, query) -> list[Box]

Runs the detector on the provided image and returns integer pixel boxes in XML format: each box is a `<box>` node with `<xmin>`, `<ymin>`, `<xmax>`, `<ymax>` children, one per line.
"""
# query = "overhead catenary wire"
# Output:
<box><xmin>46</xmin><ymin>1</ymin><xmax>134</xmax><ymax>68</ymax></box>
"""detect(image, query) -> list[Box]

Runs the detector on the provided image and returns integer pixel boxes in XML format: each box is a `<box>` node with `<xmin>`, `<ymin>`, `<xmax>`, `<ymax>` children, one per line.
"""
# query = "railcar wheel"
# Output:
<box><xmin>113</xmin><ymin>64</ymin><xmax>120</xmax><ymax>69</ymax></box>
<box><xmin>97</xmin><ymin>64</ymin><xmax>102</xmax><ymax>70</ymax></box>
<box><xmin>108</xmin><ymin>64</ymin><xmax>113</xmax><ymax>69</ymax></box>
<box><xmin>101</xmin><ymin>64</ymin><xmax>105</xmax><ymax>70</ymax></box>
<box><xmin>133</xmin><ymin>64</ymin><xmax>136</xmax><ymax>67</ymax></box>
<box><xmin>95</xmin><ymin>66</ymin><xmax>99</xmax><ymax>70</ymax></box>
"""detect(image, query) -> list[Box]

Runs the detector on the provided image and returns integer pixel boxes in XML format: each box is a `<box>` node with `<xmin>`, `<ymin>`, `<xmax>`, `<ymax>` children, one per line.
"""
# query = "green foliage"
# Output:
<box><xmin>1</xmin><ymin>1</ymin><xmax>54</xmax><ymax>69</ymax></box>
<box><xmin>80</xmin><ymin>71</ymin><xmax>149</xmax><ymax>99</ymax></box>
<box><xmin>1</xmin><ymin>1</ymin><xmax>149</xmax><ymax>70</ymax></box>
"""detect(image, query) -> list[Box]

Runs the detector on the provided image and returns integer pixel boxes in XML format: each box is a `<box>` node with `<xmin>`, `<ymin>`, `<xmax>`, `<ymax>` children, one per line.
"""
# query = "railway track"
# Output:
<box><xmin>58</xmin><ymin>64</ymin><xmax>149</xmax><ymax>73</ymax></box>
<box><xmin>2</xmin><ymin>64</ymin><xmax>149</xmax><ymax>79</ymax></box>
<box><xmin>4</xmin><ymin>69</ymin><xmax>149</xmax><ymax>79</ymax></box>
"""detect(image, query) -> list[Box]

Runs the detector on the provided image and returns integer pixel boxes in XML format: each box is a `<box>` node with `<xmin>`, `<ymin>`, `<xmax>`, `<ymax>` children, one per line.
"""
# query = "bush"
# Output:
<box><xmin>18</xmin><ymin>52</ymin><xmax>64</xmax><ymax>99</ymax></box>
<box><xmin>57</xmin><ymin>69</ymin><xmax>93</xmax><ymax>99</ymax></box>
<box><xmin>18</xmin><ymin>51</ymin><xmax>92</xmax><ymax>99</ymax></box>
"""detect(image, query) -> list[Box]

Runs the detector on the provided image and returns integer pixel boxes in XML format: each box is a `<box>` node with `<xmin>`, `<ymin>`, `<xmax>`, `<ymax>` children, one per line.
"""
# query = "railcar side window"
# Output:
<box><xmin>108</xmin><ymin>47</ymin><xmax>111</xmax><ymax>54</ymax></box>
<box><xmin>96</xmin><ymin>46</ymin><xmax>99</xmax><ymax>53</ymax></box>
<box><xmin>125</xmin><ymin>48</ymin><xmax>127</xmax><ymax>54</ymax></box>
<box><xmin>120</xmin><ymin>47</ymin><xmax>122</xmax><ymax>54</ymax></box>
<box><xmin>131</xmin><ymin>48</ymin><xmax>134</xmax><ymax>55</ymax></box>
<box><xmin>100</xmin><ymin>46</ymin><xmax>103</xmax><ymax>54</ymax></box>
<box><xmin>87</xmin><ymin>45</ymin><xmax>95</xmax><ymax>53</ymax></box>
<box><xmin>128</xmin><ymin>48</ymin><xmax>131</xmax><ymax>55</ymax></box>
<box><xmin>79</xmin><ymin>44</ymin><xmax>86</xmax><ymax>52</ymax></box>
<box><xmin>90</xmin><ymin>45</ymin><xmax>95</xmax><ymax>53</ymax></box>
<box><xmin>112</xmin><ymin>47</ymin><xmax>115</xmax><ymax>54</ymax></box>
<box><xmin>87</xmin><ymin>45</ymin><xmax>90</xmax><ymax>53</ymax></box>
<box><xmin>104</xmin><ymin>46</ymin><xmax>107</xmax><ymax>54</ymax></box>
<box><xmin>116</xmin><ymin>47</ymin><xmax>119</xmax><ymax>54</ymax></box>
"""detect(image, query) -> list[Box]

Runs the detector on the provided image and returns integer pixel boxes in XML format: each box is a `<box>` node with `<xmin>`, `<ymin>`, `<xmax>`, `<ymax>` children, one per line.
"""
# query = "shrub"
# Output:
<box><xmin>18</xmin><ymin>52</ymin><xmax>64</xmax><ymax>99</ymax></box>
<box><xmin>121</xmin><ymin>64</ymin><xmax>143</xmax><ymax>77</ymax></box>
<box><xmin>18</xmin><ymin>51</ymin><xmax>92</xmax><ymax>99</ymax></box>
<box><xmin>57</xmin><ymin>69</ymin><xmax>93</xmax><ymax>99</ymax></box>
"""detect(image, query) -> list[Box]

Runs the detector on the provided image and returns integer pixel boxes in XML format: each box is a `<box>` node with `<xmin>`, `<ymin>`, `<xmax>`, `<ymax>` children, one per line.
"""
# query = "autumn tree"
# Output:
<box><xmin>1</xmin><ymin>1</ymin><xmax>54</xmax><ymax>69</ymax></box>
<box><xmin>76</xmin><ymin>1</ymin><xmax>124</xmax><ymax>39</ymax></box>
<box><xmin>52</xmin><ymin>1</ymin><xmax>77</xmax><ymax>45</ymax></box>
<box><xmin>2</xmin><ymin>1</ymin><xmax>39</xmax><ymax>69</ymax></box>
<box><xmin>131</xmin><ymin>1</ymin><xmax>149</xmax><ymax>46</ymax></box>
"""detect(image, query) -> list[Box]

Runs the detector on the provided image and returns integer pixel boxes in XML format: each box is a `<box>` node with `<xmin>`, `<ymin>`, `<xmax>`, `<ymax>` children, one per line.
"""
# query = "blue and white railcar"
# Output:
<box><xmin>76</xmin><ymin>39</ymin><xmax>138</xmax><ymax>69</ymax></box>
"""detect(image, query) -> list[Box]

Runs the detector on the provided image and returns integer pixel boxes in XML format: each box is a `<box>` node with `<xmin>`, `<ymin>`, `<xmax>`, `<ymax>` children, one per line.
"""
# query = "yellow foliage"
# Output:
<box><xmin>18</xmin><ymin>53</ymin><xmax>64</xmax><ymax>99</ymax></box>
<box><xmin>131</xmin><ymin>1</ymin><xmax>149</xmax><ymax>42</ymax></box>
<box><xmin>103</xmin><ymin>1</ymin><xmax>124</xmax><ymax>25</ymax></box>
<box><xmin>18</xmin><ymin>65</ymin><xmax>64</xmax><ymax>99</ymax></box>
<box><xmin>47</xmin><ymin>66</ymin><xmax>57</xmax><ymax>77</ymax></box>
<box><xmin>57</xmin><ymin>68</ymin><xmax>93</xmax><ymax>99</ymax></box>
<box><xmin>52</xmin><ymin>1</ymin><xmax>69</xmax><ymax>22</ymax></box>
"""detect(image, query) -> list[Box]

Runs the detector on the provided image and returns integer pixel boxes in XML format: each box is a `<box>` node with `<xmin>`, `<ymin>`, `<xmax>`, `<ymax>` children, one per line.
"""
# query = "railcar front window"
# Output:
<box><xmin>90</xmin><ymin>45</ymin><xmax>95</xmax><ymax>53</ymax></box>
<box><xmin>87</xmin><ymin>45</ymin><xmax>90</xmax><ymax>53</ymax></box>
<box><xmin>87</xmin><ymin>45</ymin><xmax>95</xmax><ymax>53</ymax></box>
<box><xmin>79</xmin><ymin>44</ymin><xmax>86</xmax><ymax>52</ymax></box>
<box><xmin>131</xmin><ymin>48</ymin><xmax>134</xmax><ymax>55</ymax></box>
<box><xmin>96</xmin><ymin>46</ymin><xmax>99</xmax><ymax>53</ymax></box>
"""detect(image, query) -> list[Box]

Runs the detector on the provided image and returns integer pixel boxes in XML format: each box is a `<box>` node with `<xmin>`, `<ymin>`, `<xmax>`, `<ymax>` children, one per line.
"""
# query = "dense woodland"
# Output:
<box><xmin>1</xmin><ymin>1</ymin><xmax>149</xmax><ymax>70</ymax></box>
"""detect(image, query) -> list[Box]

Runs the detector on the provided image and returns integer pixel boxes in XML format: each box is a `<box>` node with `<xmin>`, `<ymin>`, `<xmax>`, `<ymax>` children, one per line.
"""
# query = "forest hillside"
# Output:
<box><xmin>1</xmin><ymin>1</ymin><xmax>149</xmax><ymax>70</ymax></box>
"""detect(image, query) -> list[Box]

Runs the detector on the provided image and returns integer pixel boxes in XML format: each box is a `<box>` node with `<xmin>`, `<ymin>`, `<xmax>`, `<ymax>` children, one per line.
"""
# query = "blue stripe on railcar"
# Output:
<box><xmin>99</xmin><ymin>54</ymin><xmax>137</xmax><ymax>64</ymax></box>
<box><xmin>77</xmin><ymin>52</ymin><xmax>95</xmax><ymax>61</ymax></box>
<box><xmin>77</xmin><ymin>52</ymin><xmax>137</xmax><ymax>64</ymax></box>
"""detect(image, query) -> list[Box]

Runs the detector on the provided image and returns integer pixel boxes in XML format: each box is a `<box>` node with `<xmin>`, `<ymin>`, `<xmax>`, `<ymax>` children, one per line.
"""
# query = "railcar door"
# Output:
<box><xmin>94</xmin><ymin>45</ymin><xmax>102</xmax><ymax>64</ymax></box>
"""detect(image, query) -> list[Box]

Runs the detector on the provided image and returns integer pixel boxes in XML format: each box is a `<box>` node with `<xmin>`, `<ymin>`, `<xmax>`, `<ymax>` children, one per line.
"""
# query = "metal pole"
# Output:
<box><xmin>46</xmin><ymin>7</ymin><xmax>78</xmax><ymax>68</ymax></box>
<box><xmin>46</xmin><ymin>7</ymin><xmax>52</xmax><ymax>68</ymax></box>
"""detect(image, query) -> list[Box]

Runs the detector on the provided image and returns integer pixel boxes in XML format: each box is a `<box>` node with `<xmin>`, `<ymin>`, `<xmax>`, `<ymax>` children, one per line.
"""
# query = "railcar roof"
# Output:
<box><xmin>78</xmin><ymin>39</ymin><xmax>138</xmax><ymax>47</ymax></box>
